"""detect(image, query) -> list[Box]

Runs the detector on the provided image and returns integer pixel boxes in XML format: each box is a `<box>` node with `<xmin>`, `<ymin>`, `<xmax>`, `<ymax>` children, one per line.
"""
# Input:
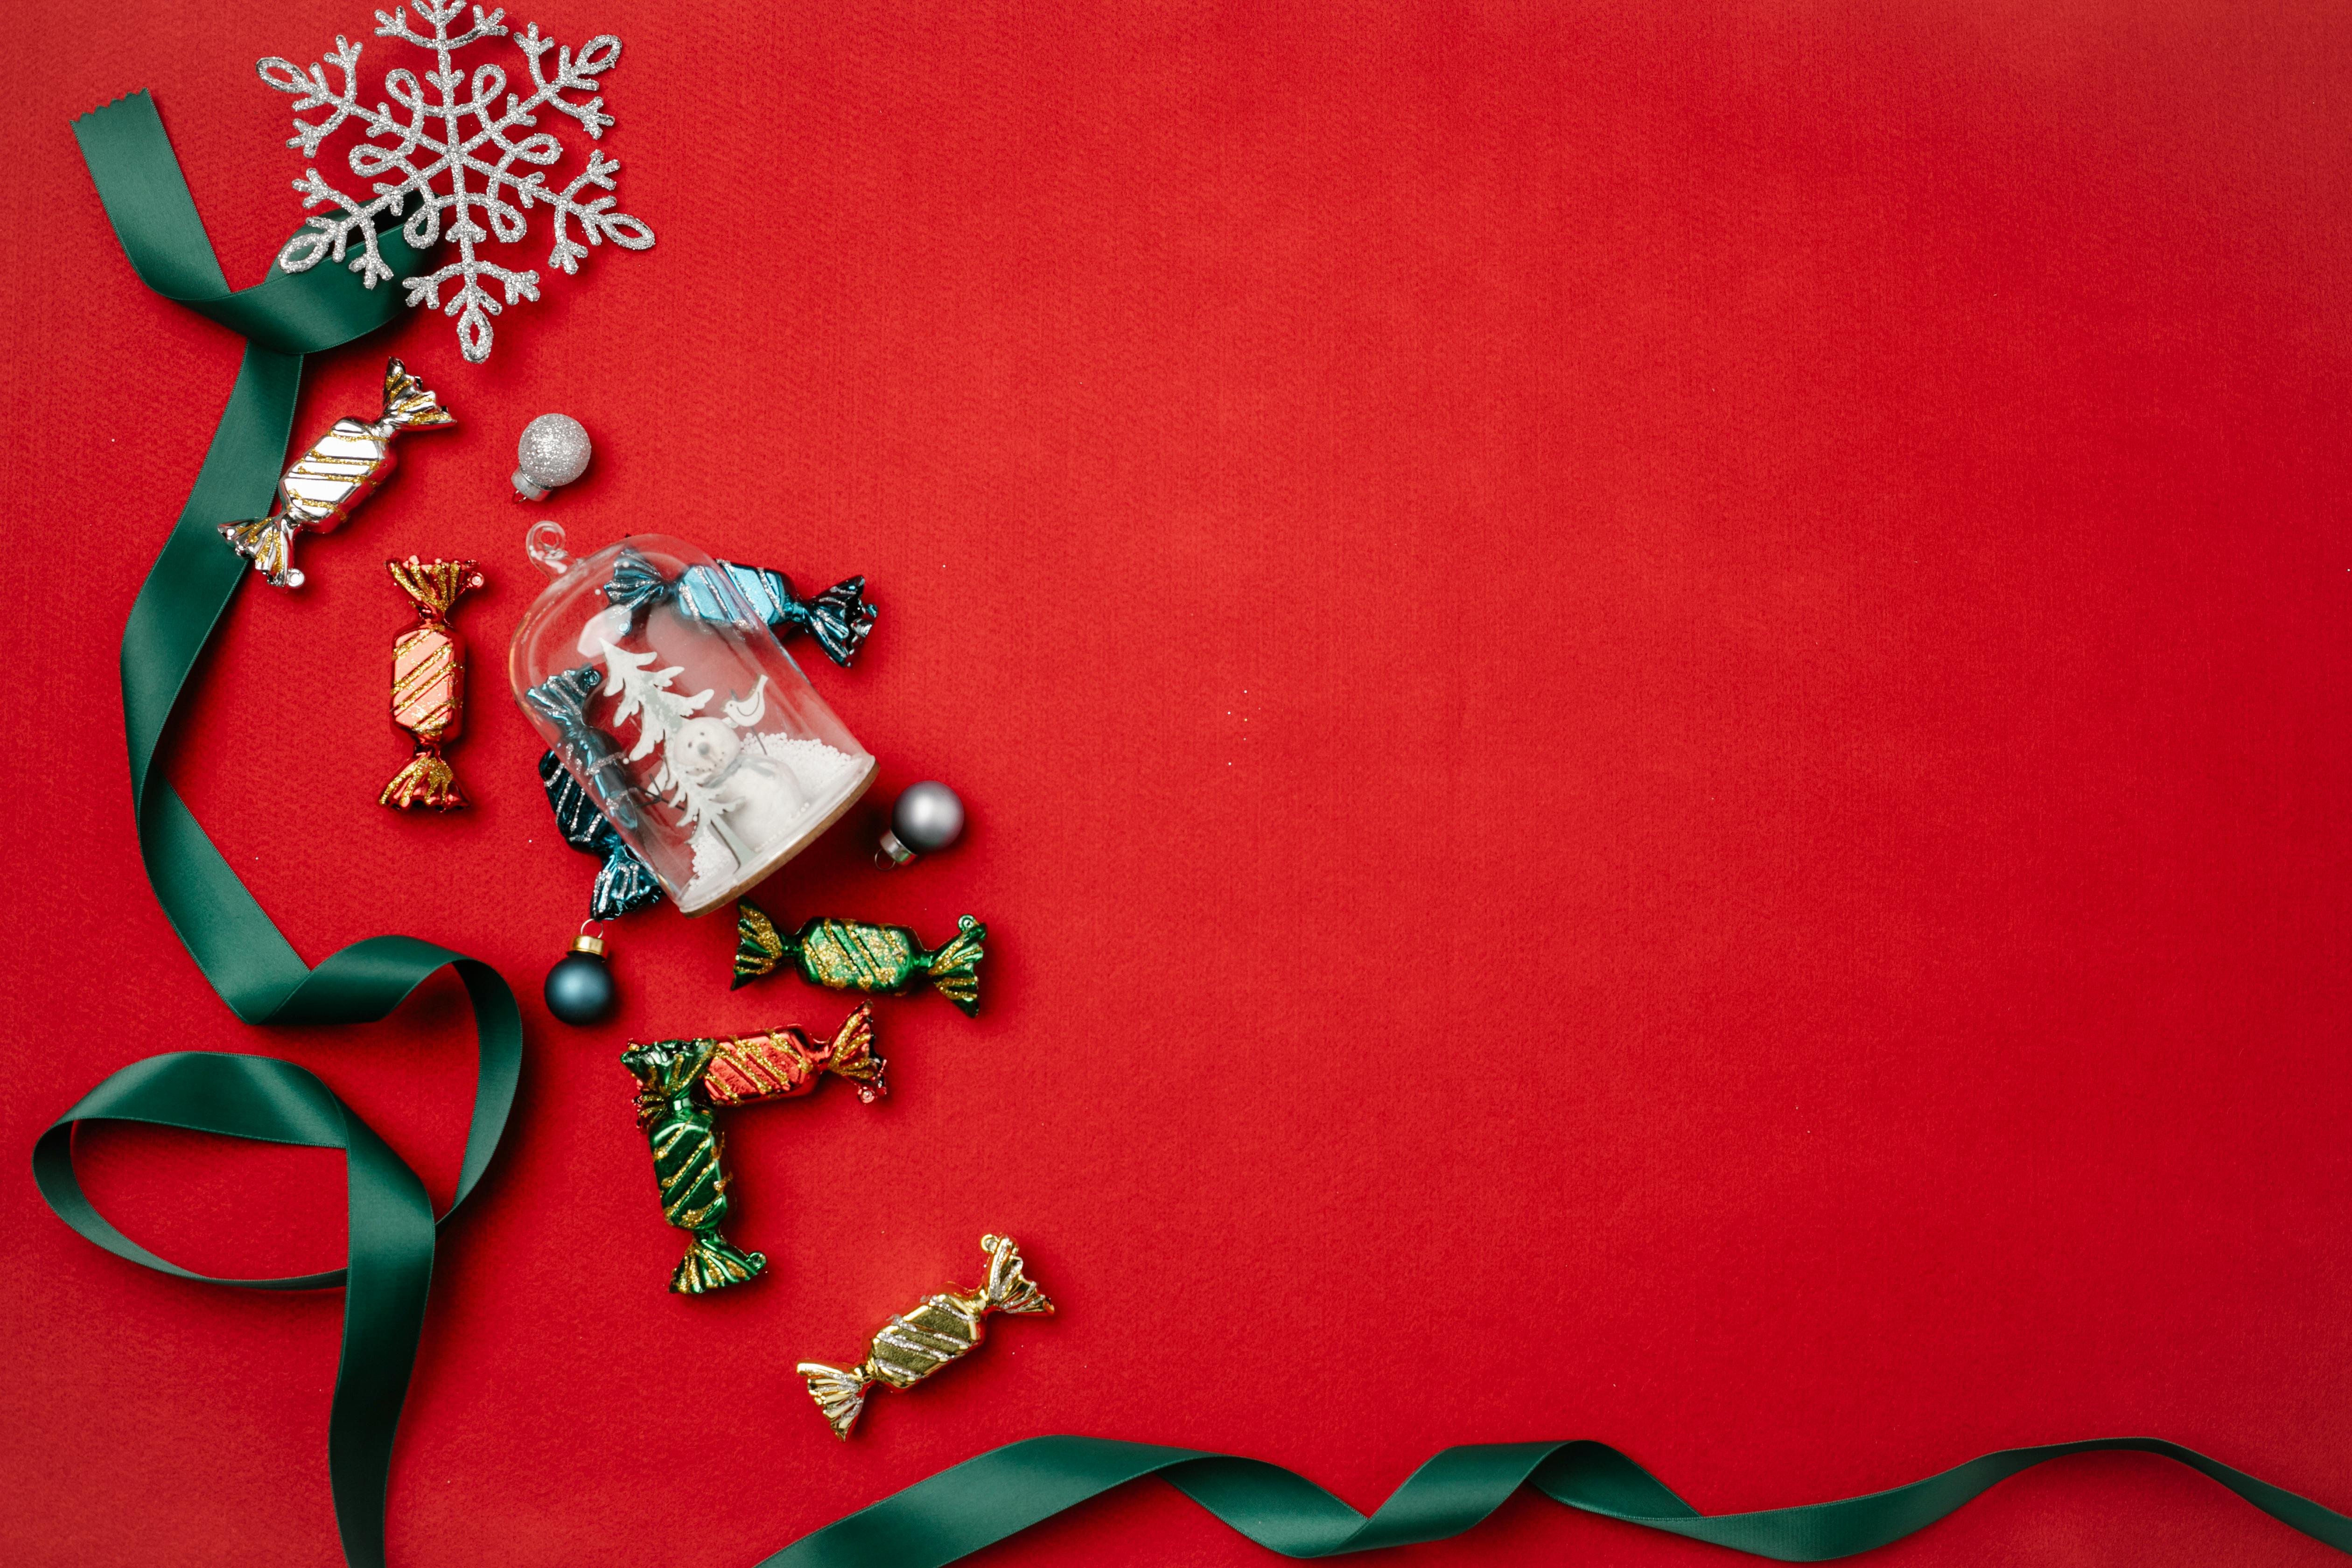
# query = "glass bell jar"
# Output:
<box><xmin>510</xmin><ymin>523</ymin><xmax>876</xmax><ymax>917</ymax></box>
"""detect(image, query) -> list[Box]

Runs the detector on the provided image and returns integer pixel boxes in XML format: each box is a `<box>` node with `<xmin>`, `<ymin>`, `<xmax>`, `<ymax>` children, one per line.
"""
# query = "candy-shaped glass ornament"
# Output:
<box><xmin>222</xmin><ymin>358</ymin><xmax>453</xmax><ymax>588</ymax></box>
<box><xmin>381</xmin><ymin>558</ymin><xmax>484</xmax><ymax>810</ymax></box>
<box><xmin>797</xmin><ymin>1234</ymin><xmax>1056</xmax><ymax>1439</ymax></box>
<box><xmin>510</xmin><ymin>525</ymin><xmax>877</xmax><ymax>916</ymax></box>
<box><xmin>733</xmin><ymin>900</ymin><xmax>987</xmax><ymax>1016</ymax></box>
<box><xmin>539</xmin><ymin>750</ymin><xmax>662</xmax><ymax>922</ymax></box>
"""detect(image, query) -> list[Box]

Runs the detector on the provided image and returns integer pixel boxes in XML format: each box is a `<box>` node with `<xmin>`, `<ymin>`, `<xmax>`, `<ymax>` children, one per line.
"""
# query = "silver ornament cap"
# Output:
<box><xmin>879</xmin><ymin>780</ymin><xmax>965</xmax><ymax>865</ymax></box>
<box><xmin>512</xmin><ymin>413</ymin><xmax>593</xmax><ymax>500</ymax></box>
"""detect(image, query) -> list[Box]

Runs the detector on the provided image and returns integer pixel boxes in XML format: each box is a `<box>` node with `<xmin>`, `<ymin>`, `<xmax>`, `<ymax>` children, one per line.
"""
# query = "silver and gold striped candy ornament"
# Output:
<box><xmin>219</xmin><ymin>357</ymin><xmax>455</xmax><ymax>588</ymax></box>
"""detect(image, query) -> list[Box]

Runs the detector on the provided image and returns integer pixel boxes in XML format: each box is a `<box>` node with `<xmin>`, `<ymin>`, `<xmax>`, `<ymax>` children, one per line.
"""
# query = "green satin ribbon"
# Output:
<box><xmin>38</xmin><ymin>90</ymin><xmax>2352</xmax><ymax>1568</ymax></box>
<box><xmin>765</xmin><ymin>1433</ymin><xmax>2352</xmax><ymax>1564</ymax></box>
<box><xmin>33</xmin><ymin>92</ymin><xmax>521</xmax><ymax>1568</ymax></box>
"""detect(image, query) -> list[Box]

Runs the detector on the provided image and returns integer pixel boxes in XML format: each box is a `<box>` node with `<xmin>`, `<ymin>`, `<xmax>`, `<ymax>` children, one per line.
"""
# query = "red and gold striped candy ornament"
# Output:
<box><xmin>382</xmin><ymin>557</ymin><xmax>485</xmax><ymax>811</ymax></box>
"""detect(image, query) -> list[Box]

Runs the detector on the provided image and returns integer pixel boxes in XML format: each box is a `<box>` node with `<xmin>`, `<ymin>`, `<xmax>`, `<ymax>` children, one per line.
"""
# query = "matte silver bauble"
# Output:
<box><xmin>878</xmin><ymin>780</ymin><xmax>965</xmax><ymax>865</ymax></box>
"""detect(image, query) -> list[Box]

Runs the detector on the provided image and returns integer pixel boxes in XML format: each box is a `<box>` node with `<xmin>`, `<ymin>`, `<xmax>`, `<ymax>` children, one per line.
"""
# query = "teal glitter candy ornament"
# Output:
<box><xmin>524</xmin><ymin>665</ymin><xmax>642</xmax><ymax>832</ymax></box>
<box><xmin>604</xmin><ymin>546</ymin><xmax>878</xmax><ymax>667</ymax></box>
<box><xmin>540</xmin><ymin>750</ymin><xmax>660</xmax><ymax>922</ymax></box>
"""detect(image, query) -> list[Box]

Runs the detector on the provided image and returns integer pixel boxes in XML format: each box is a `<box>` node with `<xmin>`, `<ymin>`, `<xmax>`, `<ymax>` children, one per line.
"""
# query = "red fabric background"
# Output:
<box><xmin>3</xmin><ymin>2</ymin><xmax>2348</xmax><ymax>1564</ymax></box>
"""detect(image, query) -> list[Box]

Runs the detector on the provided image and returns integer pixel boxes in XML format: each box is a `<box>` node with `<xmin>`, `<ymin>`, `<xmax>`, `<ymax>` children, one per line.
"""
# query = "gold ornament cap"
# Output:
<box><xmin>570</xmin><ymin>931</ymin><xmax>607</xmax><ymax>958</ymax></box>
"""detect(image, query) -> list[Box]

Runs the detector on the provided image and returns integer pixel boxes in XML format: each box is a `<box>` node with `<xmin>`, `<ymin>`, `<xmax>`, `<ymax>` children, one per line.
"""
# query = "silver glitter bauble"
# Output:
<box><xmin>879</xmin><ymin>781</ymin><xmax>965</xmax><ymax>864</ymax></box>
<box><xmin>512</xmin><ymin>413</ymin><xmax>593</xmax><ymax>500</ymax></box>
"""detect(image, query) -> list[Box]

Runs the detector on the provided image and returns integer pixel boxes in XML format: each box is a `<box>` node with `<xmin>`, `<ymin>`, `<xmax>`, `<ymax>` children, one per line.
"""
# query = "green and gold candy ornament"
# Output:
<box><xmin>734</xmin><ymin>899</ymin><xmax>987</xmax><ymax>1013</ymax></box>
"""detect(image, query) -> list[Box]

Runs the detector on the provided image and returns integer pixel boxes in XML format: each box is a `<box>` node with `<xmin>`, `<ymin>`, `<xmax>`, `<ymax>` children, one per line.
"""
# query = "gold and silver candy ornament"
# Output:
<box><xmin>798</xmin><ymin>1235</ymin><xmax>1055</xmax><ymax>1438</ymax></box>
<box><xmin>511</xmin><ymin>413</ymin><xmax>592</xmax><ymax>501</ymax></box>
<box><xmin>220</xmin><ymin>358</ymin><xmax>454</xmax><ymax>588</ymax></box>
<box><xmin>510</xmin><ymin>525</ymin><xmax>878</xmax><ymax>920</ymax></box>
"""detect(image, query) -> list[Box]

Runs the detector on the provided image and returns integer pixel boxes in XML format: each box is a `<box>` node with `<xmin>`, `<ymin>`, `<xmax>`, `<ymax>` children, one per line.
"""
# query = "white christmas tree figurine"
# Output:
<box><xmin>598</xmin><ymin>641</ymin><xmax>720</xmax><ymax>829</ymax></box>
<box><xmin>258</xmin><ymin>0</ymin><xmax>655</xmax><ymax>362</ymax></box>
<box><xmin>602</xmin><ymin>640</ymin><xmax>821</xmax><ymax>892</ymax></box>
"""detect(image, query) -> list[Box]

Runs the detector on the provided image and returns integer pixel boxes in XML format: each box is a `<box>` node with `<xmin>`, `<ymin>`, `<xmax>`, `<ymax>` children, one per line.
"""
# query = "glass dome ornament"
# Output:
<box><xmin>510</xmin><ymin>523</ymin><xmax>876</xmax><ymax>917</ymax></box>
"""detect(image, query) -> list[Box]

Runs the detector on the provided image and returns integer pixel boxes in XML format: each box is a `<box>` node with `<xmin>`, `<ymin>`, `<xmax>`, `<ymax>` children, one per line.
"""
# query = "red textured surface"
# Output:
<box><xmin>2</xmin><ymin>3</ymin><xmax>2349</xmax><ymax>1565</ymax></box>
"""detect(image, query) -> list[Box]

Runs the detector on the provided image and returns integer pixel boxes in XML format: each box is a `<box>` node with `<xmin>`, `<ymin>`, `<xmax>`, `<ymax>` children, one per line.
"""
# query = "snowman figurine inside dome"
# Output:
<box><xmin>512</xmin><ymin>526</ymin><xmax>876</xmax><ymax>916</ymax></box>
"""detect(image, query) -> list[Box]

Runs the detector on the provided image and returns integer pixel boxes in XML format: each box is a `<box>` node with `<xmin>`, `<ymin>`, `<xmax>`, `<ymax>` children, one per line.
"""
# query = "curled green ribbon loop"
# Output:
<box><xmin>766</xmin><ymin>1433</ymin><xmax>2352</xmax><ymax>1565</ymax></box>
<box><xmin>34</xmin><ymin>92</ymin><xmax>521</xmax><ymax>1568</ymax></box>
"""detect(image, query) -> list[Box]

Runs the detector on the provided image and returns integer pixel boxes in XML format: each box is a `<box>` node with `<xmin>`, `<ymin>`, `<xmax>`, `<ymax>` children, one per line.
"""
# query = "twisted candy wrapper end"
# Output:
<box><xmin>823</xmin><ymin>1007</ymin><xmax>887</xmax><ymax>1100</ymax></box>
<box><xmin>732</xmin><ymin>900</ymin><xmax>784</xmax><ymax>988</ymax></box>
<box><xmin>217</xmin><ymin>517</ymin><xmax>301</xmax><ymax>587</ymax></box>
<box><xmin>798</xmin><ymin>1362</ymin><xmax>873</xmax><ymax>1442</ymax></box>
<box><xmin>926</xmin><ymin>915</ymin><xmax>987</xmax><ymax>1018</ymax></box>
<box><xmin>377</xmin><ymin>358</ymin><xmax>455</xmax><ymax>432</ymax></box>
<box><xmin>793</xmin><ymin>574</ymin><xmax>878</xmax><ymax>667</ymax></box>
<box><xmin>796</xmin><ymin>1234</ymin><xmax>1054</xmax><ymax>1440</ymax></box>
<box><xmin>978</xmin><ymin>1232</ymin><xmax>1056</xmax><ymax>1318</ymax></box>
<box><xmin>602</xmin><ymin>546</ymin><xmax>669</xmax><ymax>620</ymax></box>
<box><xmin>385</xmin><ymin>555</ymin><xmax>483</xmax><ymax>618</ymax></box>
<box><xmin>674</xmin><ymin>1232</ymin><xmax>766</xmax><ymax>1295</ymax></box>
<box><xmin>588</xmin><ymin>845</ymin><xmax>661</xmax><ymax>922</ymax></box>
<box><xmin>380</xmin><ymin>750</ymin><xmax>463</xmax><ymax>811</ymax></box>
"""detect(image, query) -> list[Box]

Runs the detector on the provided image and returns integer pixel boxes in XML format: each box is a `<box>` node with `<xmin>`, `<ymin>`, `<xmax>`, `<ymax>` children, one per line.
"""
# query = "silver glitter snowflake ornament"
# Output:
<box><xmin>259</xmin><ymin>1</ymin><xmax>655</xmax><ymax>362</ymax></box>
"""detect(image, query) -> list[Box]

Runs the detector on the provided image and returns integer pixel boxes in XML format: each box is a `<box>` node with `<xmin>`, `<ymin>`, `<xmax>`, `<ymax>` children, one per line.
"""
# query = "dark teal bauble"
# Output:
<box><xmin>545</xmin><ymin>939</ymin><xmax>617</xmax><ymax>1025</ymax></box>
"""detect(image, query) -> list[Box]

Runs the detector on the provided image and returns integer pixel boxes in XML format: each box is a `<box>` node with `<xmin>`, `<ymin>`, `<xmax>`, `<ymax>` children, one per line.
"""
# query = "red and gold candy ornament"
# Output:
<box><xmin>381</xmin><ymin>556</ymin><xmax>484</xmax><ymax>810</ymax></box>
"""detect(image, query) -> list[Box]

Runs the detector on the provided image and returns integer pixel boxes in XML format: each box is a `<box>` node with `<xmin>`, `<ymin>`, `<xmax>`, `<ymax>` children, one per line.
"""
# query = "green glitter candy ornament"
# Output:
<box><xmin>732</xmin><ymin>899</ymin><xmax>987</xmax><ymax>1016</ymax></box>
<box><xmin>621</xmin><ymin>1036</ymin><xmax>766</xmax><ymax>1294</ymax></box>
